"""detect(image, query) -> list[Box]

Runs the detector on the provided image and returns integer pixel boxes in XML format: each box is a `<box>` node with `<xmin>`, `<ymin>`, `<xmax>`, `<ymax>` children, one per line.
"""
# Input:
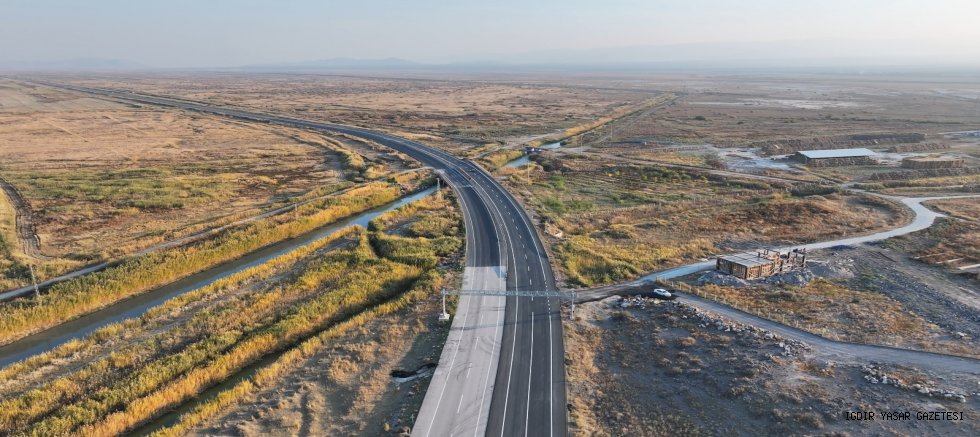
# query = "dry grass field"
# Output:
<box><xmin>887</xmin><ymin>199</ymin><xmax>980</xmax><ymax>281</ymax></box>
<box><xmin>690</xmin><ymin>278</ymin><xmax>975</xmax><ymax>357</ymax></box>
<box><xmin>542</xmin><ymin>74</ymin><xmax>980</xmax><ymax>194</ymax></box>
<box><xmin>0</xmin><ymin>80</ymin><xmax>418</xmax><ymax>287</ymax></box>
<box><xmin>501</xmin><ymin>154</ymin><xmax>904</xmax><ymax>287</ymax></box>
<box><xmin>47</xmin><ymin>72</ymin><xmax>656</xmax><ymax>151</ymax></box>
<box><xmin>927</xmin><ymin>197</ymin><xmax>980</xmax><ymax>222</ymax></box>
<box><xmin>0</xmin><ymin>190</ymin><xmax>462</xmax><ymax>436</ymax></box>
<box><xmin>573</xmin><ymin>75</ymin><xmax>980</xmax><ymax>147</ymax></box>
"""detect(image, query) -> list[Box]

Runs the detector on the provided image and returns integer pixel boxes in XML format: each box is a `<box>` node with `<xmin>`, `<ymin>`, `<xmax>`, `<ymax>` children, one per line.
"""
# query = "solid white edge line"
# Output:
<box><xmin>524</xmin><ymin>312</ymin><xmax>535</xmax><ymax>437</ymax></box>
<box><xmin>425</xmin><ymin>292</ymin><xmax>474</xmax><ymax>436</ymax></box>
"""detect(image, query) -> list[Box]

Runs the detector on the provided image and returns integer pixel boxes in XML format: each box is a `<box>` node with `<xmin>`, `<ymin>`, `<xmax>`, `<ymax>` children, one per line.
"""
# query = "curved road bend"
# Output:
<box><xmin>631</xmin><ymin>194</ymin><xmax>980</xmax><ymax>285</ymax></box>
<box><xmin>579</xmin><ymin>194</ymin><xmax>980</xmax><ymax>373</ymax></box>
<box><xmin>41</xmin><ymin>83</ymin><xmax>567</xmax><ymax>437</ymax></box>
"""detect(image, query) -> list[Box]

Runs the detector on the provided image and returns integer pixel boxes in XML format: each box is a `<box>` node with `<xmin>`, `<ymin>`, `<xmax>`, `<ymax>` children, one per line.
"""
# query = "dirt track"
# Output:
<box><xmin>0</xmin><ymin>176</ymin><xmax>50</xmax><ymax>260</ymax></box>
<box><xmin>573</xmin><ymin>194</ymin><xmax>980</xmax><ymax>374</ymax></box>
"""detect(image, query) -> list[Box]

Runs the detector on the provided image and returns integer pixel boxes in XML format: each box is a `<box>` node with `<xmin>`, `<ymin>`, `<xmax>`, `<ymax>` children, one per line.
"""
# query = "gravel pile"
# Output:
<box><xmin>861</xmin><ymin>364</ymin><xmax>969</xmax><ymax>403</ymax></box>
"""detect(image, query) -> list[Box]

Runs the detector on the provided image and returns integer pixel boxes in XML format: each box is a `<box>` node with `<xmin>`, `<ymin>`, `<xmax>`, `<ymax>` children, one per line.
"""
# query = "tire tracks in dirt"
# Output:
<box><xmin>0</xmin><ymin>176</ymin><xmax>51</xmax><ymax>261</ymax></box>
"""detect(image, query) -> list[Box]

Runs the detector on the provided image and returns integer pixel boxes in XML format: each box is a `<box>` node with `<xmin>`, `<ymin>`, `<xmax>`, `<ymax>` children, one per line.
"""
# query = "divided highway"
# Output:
<box><xmin>43</xmin><ymin>82</ymin><xmax>567</xmax><ymax>437</ymax></box>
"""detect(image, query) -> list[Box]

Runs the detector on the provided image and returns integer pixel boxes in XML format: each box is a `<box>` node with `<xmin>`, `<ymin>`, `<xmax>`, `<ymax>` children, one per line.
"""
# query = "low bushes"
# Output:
<box><xmin>0</xmin><ymin>189</ymin><xmax>463</xmax><ymax>436</ymax></box>
<box><xmin>480</xmin><ymin>149</ymin><xmax>525</xmax><ymax>169</ymax></box>
<box><xmin>0</xmin><ymin>182</ymin><xmax>402</xmax><ymax>347</ymax></box>
<box><xmin>149</xmin><ymin>269</ymin><xmax>446</xmax><ymax>437</ymax></box>
<box><xmin>789</xmin><ymin>184</ymin><xmax>839</xmax><ymax>197</ymax></box>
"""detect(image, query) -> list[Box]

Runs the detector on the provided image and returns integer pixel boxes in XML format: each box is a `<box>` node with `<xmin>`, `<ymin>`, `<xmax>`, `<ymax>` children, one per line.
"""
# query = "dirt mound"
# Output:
<box><xmin>697</xmin><ymin>270</ymin><xmax>750</xmax><ymax>287</ymax></box>
<box><xmin>698</xmin><ymin>269</ymin><xmax>814</xmax><ymax>287</ymax></box>
<box><xmin>807</xmin><ymin>258</ymin><xmax>857</xmax><ymax>280</ymax></box>
<box><xmin>755</xmin><ymin>132</ymin><xmax>925</xmax><ymax>156</ymax></box>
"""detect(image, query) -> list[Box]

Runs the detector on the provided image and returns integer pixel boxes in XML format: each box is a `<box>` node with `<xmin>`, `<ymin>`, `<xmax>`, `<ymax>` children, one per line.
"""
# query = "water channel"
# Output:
<box><xmin>0</xmin><ymin>187</ymin><xmax>436</xmax><ymax>368</ymax></box>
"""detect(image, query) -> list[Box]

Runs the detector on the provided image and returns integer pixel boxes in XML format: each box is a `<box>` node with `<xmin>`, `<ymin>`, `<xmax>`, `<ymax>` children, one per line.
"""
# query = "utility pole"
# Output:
<box><xmin>439</xmin><ymin>288</ymin><xmax>450</xmax><ymax>321</ymax></box>
<box><xmin>569</xmin><ymin>293</ymin><xmax>575</xmax><ymax>320</ymax></box>
<box><xmin>29</xmin><ymin>264</ymin><xmax>40</xmax><ymax>299</ymax></box>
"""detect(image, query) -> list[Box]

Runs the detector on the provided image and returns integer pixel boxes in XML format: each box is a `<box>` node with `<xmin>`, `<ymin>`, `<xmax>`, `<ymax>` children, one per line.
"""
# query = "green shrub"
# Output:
<box><xmin>789</xmin><ymin>184</ymin><xmax>839</xmax><ymax>197</ymax></box>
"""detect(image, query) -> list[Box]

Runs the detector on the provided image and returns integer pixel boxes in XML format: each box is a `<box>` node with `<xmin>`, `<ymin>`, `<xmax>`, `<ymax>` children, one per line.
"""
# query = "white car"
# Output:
<box><xmin>651</xmin><ymin>288</ymin><xmax>675</xmax><ymax>300</ymax></box>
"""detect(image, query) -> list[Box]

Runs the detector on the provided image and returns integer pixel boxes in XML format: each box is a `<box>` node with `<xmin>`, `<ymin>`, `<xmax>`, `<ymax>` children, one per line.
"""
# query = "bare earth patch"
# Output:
<box><xmin>565</xmin><ymin>297</ymin><xmax>979</xmax><ymax>436</ymax></box>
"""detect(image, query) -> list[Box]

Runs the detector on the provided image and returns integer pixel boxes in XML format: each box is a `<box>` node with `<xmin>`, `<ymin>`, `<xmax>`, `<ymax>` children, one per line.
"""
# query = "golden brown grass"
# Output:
<box><xmin>479</xmin><ymin>149</ymin><xmax>525</xmax><ymax>169</ymax></box>
<box><xmin>0</xmin><ymin>80</ymin><xmax>386</xmax><ymax>287</ymax></box>
<box><xmin>506</xmin><ymin>156</ymin><xmax>903</xmax><ymax>286</ymax></box>
<box><xmin>0</xmin><ymin>181</ymin><xmax>403</xmax><ymax>347</ymax></box>
<box><xmin>926</xmin><ymin>197</ymin><xmax>980</xmax><ymax>222</ymax></box>
<box><xmin>0</xmin><ymin>189</ymin><xmax>28</xmax><ymax>290</ymax></box>
<box><xmin>693</xmin><ymin>279</ymin><xmax>975</xmax><ymax>357</ymax></box>
<box><xmin>527</xmin><ymin>95</ymin><xmax>676</xmax><ymax>147</ymax></box>
<box><xmin>49</xmin><ymin>74</ymin><xmax>654</xmax><ymax>149</ymax></box>
<box><xmin>0</xmin><ymin>189</ymin><xmax>463</xmax><ymax>437</ymax></box>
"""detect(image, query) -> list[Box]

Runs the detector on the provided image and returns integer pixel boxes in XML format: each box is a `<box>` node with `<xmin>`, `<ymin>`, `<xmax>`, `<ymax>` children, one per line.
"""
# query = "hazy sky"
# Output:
<box><xmin>2</xmin><ymin>0</ymin><xmax>979</xmax><ymax>67</ymax></box>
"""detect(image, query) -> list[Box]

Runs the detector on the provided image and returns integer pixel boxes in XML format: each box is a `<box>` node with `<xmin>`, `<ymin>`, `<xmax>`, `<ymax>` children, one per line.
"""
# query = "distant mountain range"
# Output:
<box><xmin>4</xmin><ymin>39</ymin><xmax>978</xmax><ymax>73</ymax></box>
<box><xmin>455</xmin><ymin>39</ymin><xmax>980</xmax><ymax>71</ymax></box>
<box><xmin>243</xmin><ymin>57</ymin><xmax>420</xmax><ymax>70</ymax></box>
<box><xmin>235</xmin><ymin>41</ymin><xmax>980</xmax><ymax>73</ymax></box>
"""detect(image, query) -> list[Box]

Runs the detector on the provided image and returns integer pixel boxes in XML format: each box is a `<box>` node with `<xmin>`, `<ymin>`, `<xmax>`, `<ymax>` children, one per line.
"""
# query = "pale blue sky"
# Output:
<box><xmin>2</xmin><ymin>0</ymin><xmax>978</xmax><ymax>67</ymax></box>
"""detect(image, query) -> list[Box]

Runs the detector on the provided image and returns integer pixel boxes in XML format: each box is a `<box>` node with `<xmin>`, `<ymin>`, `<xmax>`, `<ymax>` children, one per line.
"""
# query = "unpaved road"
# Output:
<box><xmin>577</xmin><ymin>193</ymin><xmax>980</xmax><ymax>373</ymax></box>
<box><xmin>680</xmin><ymin>293</ymin><xmax>980</xmax><ymax>373</ymax></box>
<box><xmin>0</xmin><ymin>176</ymin><xmax>50</xmax><ymax>260</ymax></box>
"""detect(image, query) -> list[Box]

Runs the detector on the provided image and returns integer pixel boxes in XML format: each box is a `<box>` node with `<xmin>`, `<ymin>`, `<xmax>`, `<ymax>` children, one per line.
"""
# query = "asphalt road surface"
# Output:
<box><xmin>42</xmin><ymin>82</ymin><xmax>567</xmax><ymax>437</ymax></box>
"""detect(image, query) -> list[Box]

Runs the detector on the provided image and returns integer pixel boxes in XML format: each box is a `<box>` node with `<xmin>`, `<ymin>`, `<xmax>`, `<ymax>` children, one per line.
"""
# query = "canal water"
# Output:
<box><xmin>502</xmin><ymin>142</ymin><xmax>562</xmax><ymax>168</ymax></box>
<box><xmin>0</xmin><ymin>187</ymin><xmax>436</xmax><ymax>368</ymax></box>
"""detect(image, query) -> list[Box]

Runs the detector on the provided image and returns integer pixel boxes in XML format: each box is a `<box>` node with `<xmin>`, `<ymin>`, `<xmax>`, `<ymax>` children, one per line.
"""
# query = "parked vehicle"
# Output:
<box><xmin>651</xmin><ymin>288</ymin><xmax>676</xmax><ymax>300</ymax></box>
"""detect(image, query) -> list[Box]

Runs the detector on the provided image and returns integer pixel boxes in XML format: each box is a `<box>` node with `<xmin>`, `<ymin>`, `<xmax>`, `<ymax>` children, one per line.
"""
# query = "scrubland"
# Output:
<box><xmin>50</xmin><ymin>73</ymin><xmax>655</xmax><ymax>152</ymax></box>
<box><xmin>887</xmin><ymin>198</ymin><xmax>980</xmax><ymax>282</ymax></box>
<box><xmin>0</xmin><ymin>80</ymin><xmax>420</xmax><ymax>290</ymax></box>
<box><xmin>502</xmin><ymin>154</ymin><xmax>903</xmax><ymax>287</ymax></box>
<box><xmin>574</xmin><ymin>76</ymin><xmax>980</xmax><ymax>147</ymax></box>
<box><xmin>0</xmin><ymin>190</ymin><xmax>463</xmax><ymax>436</ymax></box>
<box><xmin>566</xmin><ymin>297</ymin><xmax>980</xmax><ymax>436</ymax></box>
<box><xmin>688</xmin><ymin>278</ymin><xmax>974</xmax><ymax>357</ymax></box>
<box><xmin>0</xmin><ymin>178</ymin><xmax>422</xmax><ymax>347</ymax></box>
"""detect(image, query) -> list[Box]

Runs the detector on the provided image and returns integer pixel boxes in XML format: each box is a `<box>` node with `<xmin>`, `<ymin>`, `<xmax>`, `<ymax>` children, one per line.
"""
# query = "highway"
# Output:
<box><xmin>42</xmin><ymin>82</ymin><xmax>567</xmax><ymax>437</ymax></box>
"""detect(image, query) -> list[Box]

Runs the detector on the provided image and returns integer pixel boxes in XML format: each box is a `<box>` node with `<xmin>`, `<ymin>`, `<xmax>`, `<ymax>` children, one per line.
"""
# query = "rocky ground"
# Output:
<box><xmin>693</xmin><ymin>243</ymin><xmax>980</xmax><ymax>357</ymax></box>
<box><xmin>565</xmin><ymin>296</ymin><xmax>979</xmax><ymax>436</ymax></box>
